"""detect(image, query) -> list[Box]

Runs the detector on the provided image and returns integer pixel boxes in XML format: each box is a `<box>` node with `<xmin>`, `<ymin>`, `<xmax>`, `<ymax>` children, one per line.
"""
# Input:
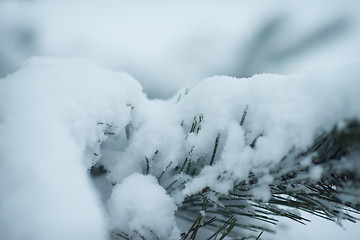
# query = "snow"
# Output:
<box><xmin>106</xmin><ymin>100</ymin><xmax>186</xmax><ymax>184</ymax></box>
<box><xmin>1</xmin><ymin>0</ymin><xmax>360</xmax><ymax>239</ymax></box>
<box><xmin>107</xmin><ymin>173</ymin><xmax>180</xmax><ymax>239</ymax></box>
<box><xmin>177</xmin><ymin>67</ymin><xmax>360</xmax><ymax>200</ymax></box>
<box><xmin>1</xmin><ymin>56</ymin><xmax>359</xmax><ymax>239</ymax></box>
<box><xmin>0</xmin><ymin>57</ymin><xmax>144</xmax><ymax>240</ymax></box>
<box><xmin>272</xmin><ymin>211</ymin><xmax>360</xmax><ymax>240</ymax></box>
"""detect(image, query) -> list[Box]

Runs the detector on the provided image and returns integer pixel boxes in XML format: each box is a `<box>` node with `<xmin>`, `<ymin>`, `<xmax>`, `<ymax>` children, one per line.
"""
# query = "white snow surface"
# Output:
<box><xmin>108</xmin><ymin>173</ymin><xmax>180</xmax><ymax>239</ymax></box>
<box><xmin>177</xmin><ymin>68</ymin><xmax>360</xmax><ymax>200</ymax></box>
<box><xmin>0</xmin><ymin>57</ymin><xmax>360</xmax><ymax>239</ymax></box>
<box><xmin>0</xmin><ymin>57</ymin><xmax>144</xmax><ymax>240</ymax></box>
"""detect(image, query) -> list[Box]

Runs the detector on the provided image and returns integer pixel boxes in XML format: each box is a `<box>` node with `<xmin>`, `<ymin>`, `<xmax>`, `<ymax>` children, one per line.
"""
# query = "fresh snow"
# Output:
<box><xmin>108</xmin><ymin>173</ymin><xmax>180</xmax><ymax>239</ymax></box>
<box><xmin>0</xmin><ymin>57</ymin><xmax>143</xmax><ymax>240</ymax></box>
<box><xmin>1</xmin><ymin>56</ymin><xmax>359</xmax><ymax>239</ymax></box>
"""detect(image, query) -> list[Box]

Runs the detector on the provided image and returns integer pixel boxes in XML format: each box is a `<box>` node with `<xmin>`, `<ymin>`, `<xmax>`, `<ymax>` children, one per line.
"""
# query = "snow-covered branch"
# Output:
<box><xmin>1</xmin><ymin>58</ymin><xmax>359</xmax><ymax>239</ymax></box>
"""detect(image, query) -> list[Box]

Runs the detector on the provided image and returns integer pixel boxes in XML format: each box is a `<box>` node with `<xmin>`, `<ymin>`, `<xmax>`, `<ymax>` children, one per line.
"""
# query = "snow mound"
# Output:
<box><xmin>108</xmin><ymin>173</ymin><xmax>180</xmax><ymax>239</ymax></box>
<box><xmin>0</xmin><ymin>57</ymin><xmax>144</xmax><ymax>240</ymax></box>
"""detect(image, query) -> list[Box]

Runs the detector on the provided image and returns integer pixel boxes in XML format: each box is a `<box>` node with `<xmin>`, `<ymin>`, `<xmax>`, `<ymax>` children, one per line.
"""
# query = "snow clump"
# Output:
<box><xmin>107</xmin><ymin>173</ymin><xmax>180</xmax><ymax>239</ymax></box>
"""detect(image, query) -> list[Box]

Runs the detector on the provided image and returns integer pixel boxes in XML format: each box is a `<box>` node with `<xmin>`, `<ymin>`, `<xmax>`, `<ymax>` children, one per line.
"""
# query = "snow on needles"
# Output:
<box><xmin>0</xmin><ymin>57</ymin><xmax>360</xmax><ymax>239</ymax></box>
<box><xmin>177</xmin><ymin>69</ymin><xmax>360</xmax><ymax>200</ymax></box>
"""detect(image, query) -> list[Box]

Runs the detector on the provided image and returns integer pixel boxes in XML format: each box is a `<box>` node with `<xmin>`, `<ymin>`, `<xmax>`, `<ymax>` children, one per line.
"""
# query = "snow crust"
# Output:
<box><xmin>1</xmin><ymin>57</ymin><xmax>359</xmax><ymax>239</ymax></box>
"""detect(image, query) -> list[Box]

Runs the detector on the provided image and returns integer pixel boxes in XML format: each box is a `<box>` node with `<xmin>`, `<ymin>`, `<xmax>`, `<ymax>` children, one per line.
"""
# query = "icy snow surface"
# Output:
<box><xmin>0</xmin><ymin>57</ymin><xmax>360</xmax><ymax>239</ymax></box>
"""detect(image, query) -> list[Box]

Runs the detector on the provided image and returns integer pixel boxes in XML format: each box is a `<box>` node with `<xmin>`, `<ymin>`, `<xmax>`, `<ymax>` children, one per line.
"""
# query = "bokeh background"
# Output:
<box><xmin>1</xmin><ymin>0</ymin><xmax>359</xmax><ymax>239</ymax></box>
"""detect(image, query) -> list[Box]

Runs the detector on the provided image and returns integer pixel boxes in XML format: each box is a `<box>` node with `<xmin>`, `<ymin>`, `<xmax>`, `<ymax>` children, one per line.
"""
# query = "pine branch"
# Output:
<box><xmin>107</xmin><ymin>111</ymin><xmax>360</xmax><ymax>239</ymax></box>
<box><xmin>176</xmin><ymin>119</ymin><xmax>360</xmax><ymax>238</ymax></box>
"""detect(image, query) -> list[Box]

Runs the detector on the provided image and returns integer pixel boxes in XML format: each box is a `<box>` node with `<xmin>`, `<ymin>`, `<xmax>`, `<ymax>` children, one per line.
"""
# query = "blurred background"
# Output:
<box><xmin>1</xmin><ymin>0</ymin><xmax>359</xmax><ymax>238</ymax></box>
<box><xmin>1</xmin><ymin>0</ymin><xmax>360</xmax><ymax>99</ymax></box>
